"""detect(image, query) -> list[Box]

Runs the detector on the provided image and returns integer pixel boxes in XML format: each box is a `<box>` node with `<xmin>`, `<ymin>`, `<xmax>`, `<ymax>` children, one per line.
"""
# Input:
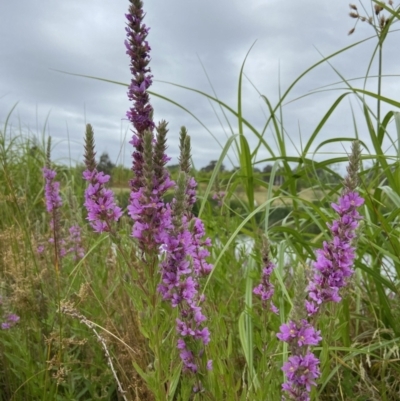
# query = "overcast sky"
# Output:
<box><xmin>1</xmin><ymin>0</ymin><xmax>399</xmax><ymax>171</ymax></box>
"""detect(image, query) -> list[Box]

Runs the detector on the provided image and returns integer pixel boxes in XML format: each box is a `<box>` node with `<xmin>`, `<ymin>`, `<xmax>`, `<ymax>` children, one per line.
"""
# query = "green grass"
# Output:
<box><xmin>1</xmin><ymin>1</ymin><xmax>400</xmax><ymax>400</ymax></box>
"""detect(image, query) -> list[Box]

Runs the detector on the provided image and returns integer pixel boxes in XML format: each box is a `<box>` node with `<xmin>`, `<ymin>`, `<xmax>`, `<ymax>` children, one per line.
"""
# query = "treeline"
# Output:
<box><xmin>105</xmin><ymin>155</ymin><xmax>344</xmax><ymax>191</ymax></box>
<box><xmin>69</xmin><ymin>152</ymin><xmax>386</xmax><ymax>193</ymax></box>
<box><xmin>29</xmin><ymin>150</ymin><xmax>351</xmax><ymax>192</ymax></box>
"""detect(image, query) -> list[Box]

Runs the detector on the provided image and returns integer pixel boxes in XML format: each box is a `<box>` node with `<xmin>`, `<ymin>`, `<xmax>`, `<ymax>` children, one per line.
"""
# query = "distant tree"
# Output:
<box><xmin>262</xmin><ymin>164</ymin><xmax>273</xmax><ymax>182</ymax></box>
<box><xmin>263</xmin><ymin>164</ymin><xmax>273</xmax><ymax>174</ymax></box>
<box><xmin>166</xmin><ymin>164</ymin><xmax>180</xmax><ymax>173</ymax></box>
<box><xmin>167</xmin><ymin>164</ymin><xmax>180</xmax><ymax>172</ymax></box>
<box><xmin>200</xmin><ymin>160</ymin><xmax>225</xmax><ymax>173</ymax></box>
<box><xmin>97</xmin><ymin>152</ymin><xmax>115</xmax><ymax>176</ymax></box>
<box><xmin>262</xmin><ymin>164</ymin><xmax>285</xmax><ymax>185</ymax></box>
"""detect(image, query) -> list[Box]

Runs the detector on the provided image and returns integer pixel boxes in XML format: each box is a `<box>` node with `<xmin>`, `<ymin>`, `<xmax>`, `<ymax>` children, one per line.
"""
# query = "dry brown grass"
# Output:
<box><xmin>0</xmin><ymin>227</ymin><xmax>49</xmax><ymax>318</ymax></box>
<box><xmin>72</xmin><ymin>245</ymin><xmax>155</xmax><ymax>401</ymax></box>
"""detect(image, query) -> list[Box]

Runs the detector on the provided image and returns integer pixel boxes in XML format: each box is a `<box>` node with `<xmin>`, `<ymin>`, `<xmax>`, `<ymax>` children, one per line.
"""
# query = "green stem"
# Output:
<box><xmin>377</xmin><ymin>42</ymin><xmax>383</xmax><ymax>136</ymax></box>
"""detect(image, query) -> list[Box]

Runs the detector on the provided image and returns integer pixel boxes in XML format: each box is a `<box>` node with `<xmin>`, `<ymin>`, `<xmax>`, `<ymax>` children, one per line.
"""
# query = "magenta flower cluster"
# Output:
<box><xmin>189</xmin><ymin>218</ymin><xmax>213</xmax><ymax>277</ymax></box>
<box><xmin>37</xmin><ymin>166</ymin><xmax>63</xmax><ymax>257</ymax></box>
<box><xmin>277</xmin><ymin>320</ymin><xmax>322</xmax><ymax>401</ymax></box>
<box><xmin>277</xmin><ymin>188</ymin><xmax>364</xmax><ymax>400</ymax></box>
<box><xmin>123</xmin><ymin>1</ymin><xmax>212</xmax><ymax>377</ymax></box>
<box><xmin>158</xmin><ymin>212</ymin><xmax>212</xmax><ymax>372</ymax></box>
<box><xmin>1</xmin><ymin>313</ymin><xmax>20</xmax><ymax>330</ymax></box>
<box><xmin>305</xmin><ymin>191</ymin><xmax>364</xmax><ymax>316</ymax></box>
<box><xmin>83</xmin><ymin>170</ymin><xmax>123</xmax><ymax>233</ymax></box>
<box><xmin>125</xmin><ymin>2</ymin><xmax>175</xmax><ymax>252</ymax></box>
<box><xmin>125</xmin><ymin>0</ymin><xmax>155</xmax><ymax>192</ymax></box>
<box><xmin>43</xmin><ymin>167</ymin><xmax>62</xmax><ymax>213</ymax></box>
<box><xmin>0</xmin><ymin>296</ymin><xmax>20</xmax><ymax>330</ymax></box>
<box><xmin>278</xmin><ymin>320</ymin><xmax>322</xmax><ymax>347</ymax></box>
<box><xmin>127</xmin><ymin>173</ymin><xmax>174</xmax><ymax>250</ymax></box>
<box><xmin>278</xmin><ymin>320</ymin><xmax>321</xmax><ymax>399</ymax></box>
<box><xmin>38</xmin><ymin>225</ymin><xmax>84</xmax><ymax>261</ymax></box>
<box><xmin>41</xmin><ymin>166</ymin><xmax>85</xmax><ymax>261</ymax></box>
<box><xmin>281</xmin><ymin>352</ymin><xmax>321</xmax><ymax>401</ymax></box>
<box><xmin>212</xmin><ymin>190</ymin><xmax>225</xmax><ymax>207</ymax></box>
<box><xmin>67</xmin><ymin>225</ymin><xmax>85</xmax><ymax>260</ymax></box>
<box><xmin>125</xmin><ymin>7</ymin><xmax>154</xmax><ymax>137</ymax></box>
<box><xmin>253</xmin><ymin>259</ymin><xmax>279</xmax><ymax>314</ymax></box>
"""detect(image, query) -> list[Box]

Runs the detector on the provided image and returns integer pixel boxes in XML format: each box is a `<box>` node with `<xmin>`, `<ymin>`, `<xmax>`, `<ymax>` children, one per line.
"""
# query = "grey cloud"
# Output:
<box><xmin>1</xmin><ymin>0</ymin><xmax>399</xmax><ymax>171</ymax></box>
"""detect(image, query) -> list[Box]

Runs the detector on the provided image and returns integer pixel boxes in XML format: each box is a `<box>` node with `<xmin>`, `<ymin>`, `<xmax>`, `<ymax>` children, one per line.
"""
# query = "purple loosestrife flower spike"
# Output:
<box><xmin>42</xmin><ymin>137</ymin><xmax>64</xmax><ymax>265</ymax></box>
<box><xmin>277</xmin><ymin>272</ymin><xmax>322</xmax><ymax>399</ymax></box>
<box><xmin>125</xmin><ymin>0</ymin><xmax>174</xmax><ymax>252</ymax></box>
<box><xmin>83</xmin><ymin>124</ymin><xmax>122</xmax><ymax>233</ymax></box>
<box><xmin>253</xmin><ymin>237</ymin><xmax>279</xmax><ymax>314</ymax></box>
<box><xmin>278</xmin><ymin>141</ymin><xmax>363</xmax><ymax>400</ymax></box>
<box><xmin>67</xmin><ymin>225</ymin><xmax>85</xmax><ymax>260</ymax></box>
<box><xmin>126</xmin><ymin>0</ymin><xmax>155</xmax><ymax>191</ymax></box>
<box><xmin>178</xmin><ymin>129</ymin><xmax>212</xmax><ymax>277</ymax></box>
<box><xmin>277</xmin><ymin>320</ymin><xmax>322</xmax><ymax>349</ymax></box>
<box><xmin>158</xmin><ymin>129</ymin><xmax>212</xmax><ymax>374</ymax></box>
<box><xmin>281</xmin><ymin>351</ymin><xmax>321</xmax><ymax>401</ymax></box>
<box><xmin>126</xmin><ymin>0</ymin><xmax>154</xmax><ymax>134</ymax></box>
<box><xmin>212</xmin><ymin>191</ymin><xmax>225</xmax><ymax>207</ymax></box>
<box><xmin>277</xmin><ymin>319</ymin><xmax>322</xmax><ymax>401</ymax></box>
<box><xmin>43</xmin><ymin>137</ymin><xmax>62</xmax><ymax>213</ymax></box>
<box><xmin>305</xmin><ymin>141</ymin><xmax>364</xmax><ymax>316</ymax></box>
<box><xmin>43</xmin><ymin>166</ymin><xmax>62</xmax><ymax>213</ymax></box>
<box><xmin>127</xmin><ymin>124</ymin><xmax>174</xmax><ymax>251</ymax></box>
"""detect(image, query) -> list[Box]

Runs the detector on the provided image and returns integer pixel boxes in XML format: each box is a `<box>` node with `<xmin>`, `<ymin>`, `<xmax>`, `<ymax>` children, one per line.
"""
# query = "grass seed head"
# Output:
<box><xmin>374</xmin><ymin>4</ymin><xmax>384</xmax><ymax>15</ymax></box>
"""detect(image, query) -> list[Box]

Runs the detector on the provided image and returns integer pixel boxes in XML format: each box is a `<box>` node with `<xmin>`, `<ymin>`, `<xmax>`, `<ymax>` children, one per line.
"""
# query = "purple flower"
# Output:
<box><xmin>125</xmin><ymin>0</ymin><xmax>155</xmax><ymax>191</ymax></box>
<box><xmin>179</xmin><ymin>346</ymin><xmax>198</xmax><ymax>373</ymax></box>
<box><xmin>127</xmin><ymin>182</ymin><xmax>173</xmax><ymax>250</ymax></box>
<box><xmin>157</xmin><ymin>188</ymin><xmax>212</xmax><ymax>372</ymax></box>
<box><xmin>125</xmin><ymin>2</ymin><xmax>174</xmax><ymax>253</ymax></box>
<box><xmin>67</xmin><ymin>225</ymin><xmax>85</xmax><ymax>260</ymax></box>
<box><xmin>1</xmin><ymin>313</ymin><xmax>20</xmax><ymax>330</ymax></box>
<box><xmin>42</xmin><ymin>167</ymin><xmax>62</xmax><ymax>213</ymax></box>
<box><xmin>158</xmin><ymin>220</ymin><xmax>198</xmax><ymax>304</ymax></box>
<box><xmin>42</xmin><ymin>164</ymin><xmax>67</xmax><ymax>261</ymax></box>
<box><xmin>278</xmin><ymin>142</ymin><xmax>363</xmax><ymax>400</ymax></box>
<box><xmin>188</xmin><ymin>218</ymin><xmax>213</xmax><ymax>277</ymax></box>
<box><xmin>305</xmin><ymin>191</ymin><xmax>364</xmax><ymax>315</ymax></box>
<box><xmin>6</xmin><ymin>314</ymin><xmax>19</xmax><ymax>323</ymax></box>
<box><xmin>277</xmin><ymin>320</ymin><xmax>322</xmax><ymax>348</ymax></box>
<box><xmin>212</xmin><ymin>190</ymin><xmax>225</xmax><ymax>207</ymax></box>
<box><xmin>281</xmin><ymin>351</ymin><xmax>320</xmax><ymax>400</ymax></box>
<box><xmin>125</xmin><ymin>1</ymin><xmax>212</xmax><ymax>377</ymax></box>
<box><xmin>83</xmin><ymin>170</ymin><xmax>122</xmax><ymax>233</ymax></box>
<box><xmin>253</xmin><ymin>256</ymin><xmax>278</xmax><ymax>314</ymax></box>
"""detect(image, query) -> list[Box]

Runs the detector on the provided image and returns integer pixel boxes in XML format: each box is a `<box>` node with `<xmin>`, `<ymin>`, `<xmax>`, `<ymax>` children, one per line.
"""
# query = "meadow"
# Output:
<box><xmin>1</xmin><ymin>1</ymin><xmax>400</xmax><ymax>400</ymax></box>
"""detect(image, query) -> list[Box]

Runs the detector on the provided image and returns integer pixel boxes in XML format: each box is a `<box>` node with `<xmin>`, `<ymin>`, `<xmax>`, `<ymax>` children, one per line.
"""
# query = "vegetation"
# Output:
<box><xmin>1</xmin><ymin>1</ymin><xmax>400</xmax><ymax>400</ymax></box>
